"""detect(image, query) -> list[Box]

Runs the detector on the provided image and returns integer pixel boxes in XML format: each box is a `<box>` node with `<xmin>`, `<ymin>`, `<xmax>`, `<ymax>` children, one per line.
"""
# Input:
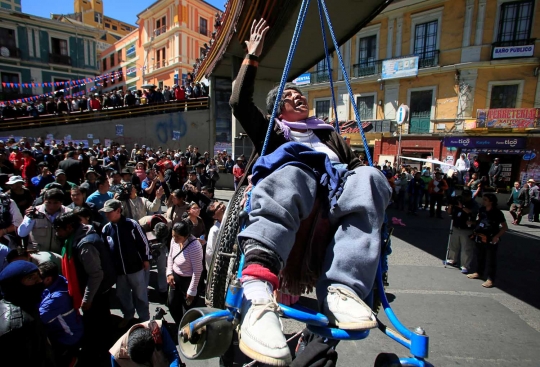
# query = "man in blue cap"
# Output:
<box><xmin>0</xmin><ymin>260</ymin><xmax>56</xmax><ymax>366</ymax></box>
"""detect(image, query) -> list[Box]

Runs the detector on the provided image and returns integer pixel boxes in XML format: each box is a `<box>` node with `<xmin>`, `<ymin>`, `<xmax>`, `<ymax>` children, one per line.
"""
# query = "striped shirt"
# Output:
<box><xmin>166</xmin><ymin>235</ymin><xmax>203</xmax><ymax>296</ymax></box>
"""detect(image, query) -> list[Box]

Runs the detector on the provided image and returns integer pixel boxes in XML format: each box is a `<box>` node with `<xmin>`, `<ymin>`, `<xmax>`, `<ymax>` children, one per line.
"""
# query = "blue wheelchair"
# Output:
<box><xmin>177</xmin><ymin>0</ymin><xmax>433</xmax><ymax>365</ymax></box>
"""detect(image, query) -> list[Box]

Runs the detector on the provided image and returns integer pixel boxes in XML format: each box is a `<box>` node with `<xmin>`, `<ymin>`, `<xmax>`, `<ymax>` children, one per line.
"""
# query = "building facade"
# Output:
<box><xmin>99</xmin><ymin>31</ymin><xmax>140</xmax><ymax>93</ymax></box>
<box><xmin>297</xmin><ymin>0</ymin><xmax>540</xmax><ymax>182</ymax></box>
<box><xmin>0</xmin><ymin>0</ymin><xmax>21</xmax><ymax>12</ymax></box>
<box><xmin>0</xmin><ymin>9</ymin><xmax>101</xmax><ymax>102</ymax></box>
<box><xmin>52</xmin><ymin>0</ymin><xmax>136</xmax><ymax>54</ymax></box>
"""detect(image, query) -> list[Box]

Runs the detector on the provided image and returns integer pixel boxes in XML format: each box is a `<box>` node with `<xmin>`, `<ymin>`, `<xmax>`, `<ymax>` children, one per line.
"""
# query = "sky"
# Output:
<box><xmin>22</xmin><ymin>0</ymin><xmax>226</xmax><ymax>26</ymax></box>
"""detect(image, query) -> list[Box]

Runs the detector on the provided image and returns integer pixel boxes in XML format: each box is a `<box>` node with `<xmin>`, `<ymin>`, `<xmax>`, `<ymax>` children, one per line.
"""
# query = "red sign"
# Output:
<box><xmin>476</xmin><ymin>108</ymin><xmax>540</xmax><ymax>128</ymax></box>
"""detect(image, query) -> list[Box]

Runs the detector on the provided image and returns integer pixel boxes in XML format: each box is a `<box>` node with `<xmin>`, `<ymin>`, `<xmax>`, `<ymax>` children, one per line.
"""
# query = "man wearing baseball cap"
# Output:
<box><xmin>44</xmin><ymin>169</ymin><xmax>77</xmax><ymax>205</ymax></box>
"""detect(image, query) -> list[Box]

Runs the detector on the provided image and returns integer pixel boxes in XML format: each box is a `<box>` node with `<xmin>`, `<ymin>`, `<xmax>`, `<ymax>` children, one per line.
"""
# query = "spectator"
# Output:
<box><xmin>21</xmin><ymin>149</ymin><xmax>38</xmax><ymax>188</ymax></box>
<box><xmin>134</xmin><ymin>162</ymin><xmax>147</xmax><ymax>182</ymax></box>
<box><xmin>9</xmin><ymin>146</ymin><xmax>23</xmax><ymax>174</ymax></box>
<box><xmin>419</xmin><ymin>168</ymin><xmax>432</xmax><ymax>210</ymax></box>
<box><xmin>18</xmin><ymin>189</ymin><xmax>72</xmax><ymax>254</ymax></box>
<box><xmin>44</xmin><ymin>169</ymin><xmax>77</xmax><ymax>205</ymax></box>
<box><xmin>122</xmin><ymin>184</ymin><xmax>164</xmax><ymax>221</ymax></box>
<box><xmin>141</xmin><ymin>168</ymin><xmax>165</xmax><ymax>202</ymax></box>
<box><xmin>104</xmin><ymin>149</ymin><xmax>119</xmax><ymax>171</ymax></box>
<box><xmin>174</xmin><ymin>84</ymin><xmax>186</xmax><ymax>101</ymax></box>
<box><xmin>68</xmin><ymin>186</ymin><xmax>101</xmax><ymax>222</ymax></box>
<box><xmin>488</xmin><ymin>158</ymin><xmax>502</xmax><ymax>189</ymax></box>
<box><xmin>393</xmin><ymin>172</ymin><xmax>407</xmax><ymax>211</ymax></box>
<box><xmin>195</xmin><ymin>162</ymin><xmax>210</xmax><ymax>187</ymax></box>
<box><xmin>224</xmin><ymin>155</ymin><xmax>234</xmax><ymax>173</ymax></box>
<box><xmin>232</xmin><ymin>157</ymin><xmax>245</xmax><ymax>190</ymax></box>
<box><xmin>174</xmin><ymin>156</ymin><xmax>189</xmax><ymax>185</ymax></box>
<box><xmin>206</xmin><ymin>158</ymin><xmax>220</xmax><ymax>189</ymax></box>
<box><xmin>467</xmin><ymin>193</ymin><xmax>508</xmax><ymax>288</ymax></box>
<box><xmin>166</xmin><ymin>189</ymin><xmax>190</xmax><ymax>226</ymax></box>
<box><xmin>38</xmin><ymin>261</ymin><xmax>84</xmax><ymax>366</ymax></box>
<box><xmin>0</xmin><ymin>150</ymin><xmax>15</xmax><ymax>174</ymax></box>
<box><xmin>182</xmin><ymin>170</ymin><xmax>201</xmax><ymax>203</ymax></box>
<box><xmin>466</xmin><ymin>172</ymin><xmax>483</xmax><ymax>200</ymax></box>
<box><xmin>86</xmin><ymin>176</ymin><xmax>114</xmax><ymax>221</ymax></box>
<box><xmin>6</xmin><ymin>175</ymin><xmax>34</xmax><ymax>214</ymax></box>
<box><xmin>80</xmin><ymin>168</ymin><xmax>100</xmax><ymax>196</ymax></box>
<box><xmin>54</xmin><ymin>212</ymin><xmax>116</xmax><ymax>363</ymax></box>
<box><xmin>506</xmin><ymin>181</ymin><xmax>529</xmax><ymax>225</ymax></box>
<box><xmin>184</xmin><ymin>201</ymin><xmax>206</xmax><ymax>240</ymax></box>
<box><xmin>89</xmin><ymin>93</ymin><xmax>101</xmax><ymax>111</ymax></box>
<box><xmin>41</xmin><ymin>145</ymin><xmax>57</xmax><ymax>171</ymax></box>
<box><xmin>528</xmin><ymin>179</ymin><xmax>539</xmax><ymax>222</ymax></box>
<box><xmin>205</xmin><ymin>200</ymin><xmax>226</xmax><ymax>269</ymax></box>
<box><xmin>166</xmin><ymin>220</ymin><xmax>203</xmax><ymax>325</ymax></box>
<box><xmin>89</xmin><ymin>156</ymin><xmax>105</xmax><ymax>177</ymax></box>
<box><xmin>101</xmin><ymin>199</ymin><xmax>151</xmax><ymax>327</ymax></box>
<box><xmin>59</xmin><ymin>151</ymin><xmax>84</xmax><ymax>185</ymax></box>
<box><xmin>428</xmin><ymin>171</ymin><xmax>448</xmax><ymax>219</ymax></box>
<box><xmin>0</xmin><ymin>261</ymin><xmax>56</xmax><ymax>367</ymax></box>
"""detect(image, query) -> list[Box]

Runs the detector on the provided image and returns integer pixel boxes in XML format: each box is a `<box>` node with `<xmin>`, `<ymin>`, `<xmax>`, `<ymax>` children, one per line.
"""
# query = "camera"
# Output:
<box><xmin>27</xmin><ymin>207</ymin><xmax>46</xmax><ymax>220</ymax></box>
<box><xmin>111</xmin><ymin>183</ymin><xmax>131</xmax><ymax>201</ymax></box>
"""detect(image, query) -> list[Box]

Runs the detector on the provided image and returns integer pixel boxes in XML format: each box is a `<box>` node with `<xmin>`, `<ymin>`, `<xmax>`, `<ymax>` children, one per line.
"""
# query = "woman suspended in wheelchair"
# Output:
<box><xmin>230</xmin><ymin>19</ymin><xmax>392</xmax><ymax>366</ymax></box>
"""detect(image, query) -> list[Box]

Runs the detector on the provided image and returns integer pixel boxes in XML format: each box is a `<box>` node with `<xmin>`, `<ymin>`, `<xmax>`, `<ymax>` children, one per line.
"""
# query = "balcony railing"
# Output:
<box><xmin>49</xmin><ymin>53</ymin><xmax>72</xmax><ymax>66</ymax></box>
<box><xmin>417</xmin><ymin>50</ymin><xmax>439</xmax><ymax>68</ymax></box>
<box><xmin>310</xmin><ymin>69</ymin><xmax>332</xmax><ymax>84</ymax></box>
<box><xmin>154</xmin><ymin>25</ymin><xmax>167</xmax><ymax>37</ymax></box>
<box><xmin>198</xmin><ymin>27</ymin><xmax>208</xmax><ymax>36</ymax></box>
<box><xmin>353</xmin><ymin>60</ymin><xmax>382</xmax><ymax>77</ymax></box>
<box><xmin>0</xmin><ymin>46</ymin><xmax>21</xmax><ymax>59</ymax></box>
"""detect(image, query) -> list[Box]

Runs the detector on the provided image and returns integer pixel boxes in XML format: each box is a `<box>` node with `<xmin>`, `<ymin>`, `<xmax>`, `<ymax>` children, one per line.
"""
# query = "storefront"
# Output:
<box><xmin>443</xmin><ymin>136</ymin><xmax>534</xmax><ymax>186</ymax></box>
<box><xmin>374</xmin><ymin>136</ymin><xmax>443</xmax><ymax>167</ymax></box>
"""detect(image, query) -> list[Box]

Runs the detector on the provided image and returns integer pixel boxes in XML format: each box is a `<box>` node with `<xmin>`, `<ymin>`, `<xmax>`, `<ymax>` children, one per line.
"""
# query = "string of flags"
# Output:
<box><xmin>0</xmin><ymin>70</ymin><xmax>123</xmax><ymax>106</ymax></box>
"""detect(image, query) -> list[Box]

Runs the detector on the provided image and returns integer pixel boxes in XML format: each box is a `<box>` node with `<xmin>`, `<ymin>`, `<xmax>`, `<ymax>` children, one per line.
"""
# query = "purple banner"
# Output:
<box><xmin>443</xmin><ymin>137</ymin><xmax>526</xmax><ymax>149</ymax></box>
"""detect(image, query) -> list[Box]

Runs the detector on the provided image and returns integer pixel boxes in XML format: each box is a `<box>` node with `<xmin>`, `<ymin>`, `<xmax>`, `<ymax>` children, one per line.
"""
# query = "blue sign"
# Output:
<box><xmin>115</xmin><ymin>124</ymin><xmax>124</xmax><ymax>137</ymax></box>
<box><xmin>382</xmin><ymin>56</ymin><xmax>419</xmax><ymax>80</ymax></box>
<box><xmin>523</xmin><ymin>152</ymin><xmax>537</xmax><ymax>161</ymax></box>
<box><xmin>293</xmin><ymin>73</ymin><xmax>311</xmax><ymax>85</ymax></box>
<box><xmin>444</xmin><ymin>137</ymin><xmax>526</xmax><ymax>149</ymax></box>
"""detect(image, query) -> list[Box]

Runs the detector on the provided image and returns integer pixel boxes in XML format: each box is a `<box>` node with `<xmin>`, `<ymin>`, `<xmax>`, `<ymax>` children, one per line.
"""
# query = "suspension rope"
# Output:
<box><xmin>316</xmin><ymin>0</ymin><xmax>340</xmax><ymax>134</ymax></box>
<box><xmin>261</xmin><ymin>0</ymin><xmax>312</xmax><ymax>157</ymax></box>
<box><xmin>318</xmin><ymin>0</ymin><xmax>373</xmax><ymax>166</ymax></box>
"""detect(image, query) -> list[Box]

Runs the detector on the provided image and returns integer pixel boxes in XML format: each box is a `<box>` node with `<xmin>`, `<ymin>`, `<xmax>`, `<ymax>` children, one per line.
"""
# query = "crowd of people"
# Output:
<box><xmin>0</xmin><ymin>137</ymin><xmax>236</xmax><ymax>366</ymax></box>
<box><xmin>0</xmin><ymin>82</ymin><xmax>209</xmax><ymax>120</ymax></box>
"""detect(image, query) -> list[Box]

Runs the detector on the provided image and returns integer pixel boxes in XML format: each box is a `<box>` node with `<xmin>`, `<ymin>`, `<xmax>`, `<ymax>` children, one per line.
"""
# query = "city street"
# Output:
<box><xmin>128</xmin><ymin>189</ymin><xmax>540</xmax><ymax>367</ymax></box>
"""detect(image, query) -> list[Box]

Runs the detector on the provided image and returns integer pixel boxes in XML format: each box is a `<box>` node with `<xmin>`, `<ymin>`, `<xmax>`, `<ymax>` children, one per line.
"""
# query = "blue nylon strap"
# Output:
<box><xmin>262</xmin><ymin>0</ymin><xmax>312</xmax><ymax>157</ymax></box>
<box><xmin>316</xmin><ymin>0</ymin><xmax>339</xmax><ymax>134</ymax></box>
<box><xmin>318</xmin><ymin>0</ymin><xmax>373</xmax><ymax>166</ymax></box>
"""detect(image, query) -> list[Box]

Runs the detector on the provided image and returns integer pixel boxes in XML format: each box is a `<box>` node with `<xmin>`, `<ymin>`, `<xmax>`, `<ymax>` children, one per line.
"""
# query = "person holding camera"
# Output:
<box><xmin>467</xmin><ymin>193</ymin><xmax>508</xmax><ymax>288</ymax></box>
<box><xmin>445</xmin><ymin>190</ymin><xmax>479</xmax><ymax>274</ymax></box>
<box><xmin>166</xmin><ymin>220</ymin><xmax>203</xmax><ymax>325</ymax></box>
<box><xmin>122</xmin><ymin>183</ymin><xmax>164</xmax><ymax>221</ymax></box>
<box><xmin>18</xmin><ymin>189</ymin><xmax>72</xmax><ymax>254</ymax></box>
<box><xmin>142</xmin><ymin>168</ymin><xmax>165</xmax><ymax>202</ymax></box>
<box><xmin>101</xmin><ymin>199</ymin><xmax>151</xmax><ymax>327</ymax></box>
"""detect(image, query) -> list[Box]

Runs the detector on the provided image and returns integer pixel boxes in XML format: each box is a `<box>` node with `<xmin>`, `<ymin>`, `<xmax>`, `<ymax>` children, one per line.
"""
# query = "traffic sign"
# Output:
<box><xmin>397</xmin><ymin>104</ymin><xmax>409</xmax><ymax>125</ymax></box>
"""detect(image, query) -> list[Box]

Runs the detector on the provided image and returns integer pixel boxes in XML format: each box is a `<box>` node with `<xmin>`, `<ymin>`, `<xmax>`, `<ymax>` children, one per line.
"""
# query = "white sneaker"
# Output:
<box><xmin>322</xmin><ymin>286</ymin><xmax>378</xmax><ymax>330</ymax></box>
<box><xmin>239</xmin><ymin>298</ymin><xmax>292</xmax><ymax>366</ymax></box>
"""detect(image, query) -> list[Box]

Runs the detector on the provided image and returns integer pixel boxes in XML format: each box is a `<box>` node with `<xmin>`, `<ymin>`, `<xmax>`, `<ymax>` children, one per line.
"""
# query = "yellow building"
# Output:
<box><xmin>52</xmin><ymin>0</ymin><xmax>137</xmax><ymax>55</ymax></box>
<box><xmin>297</xmin><ymin>0</ymin><xmax>540</xmax><ymax>171</ymax></box>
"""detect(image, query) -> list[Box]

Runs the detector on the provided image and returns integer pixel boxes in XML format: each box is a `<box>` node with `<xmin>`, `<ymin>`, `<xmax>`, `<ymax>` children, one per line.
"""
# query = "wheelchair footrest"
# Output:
<box><xmin>307</xmin><ymin>325</ymin><xmax>370</xmax><ymax>340</ymax></box>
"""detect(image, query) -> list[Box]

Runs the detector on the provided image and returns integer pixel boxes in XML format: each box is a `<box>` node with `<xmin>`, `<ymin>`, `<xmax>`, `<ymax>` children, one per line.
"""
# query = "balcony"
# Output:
<box><xmin>49</xmin><ymin>53</ymin><xmax>72</xmax><ymax>66</ymax></box>
<box><xmin>309</xmin><ymin>69</ymin><xmax>332</xmax><ymax>84</ymax></box>
<box><xmin>0</xmin><ymin>46</ymin><xmax>21</xmax><ymax>59</ymax></box>
<box><xmin>491</xmin><ymin>38</ymin><xmax>535</xmax><ymax>60</ymax></box>
<box><xmin>353</xmin><ymin>60</ymin><xmax>382</xmax><ymax>77</ymax></box>
<box><xmin>198</xmin><ymin>27</ymin><xmax>208</xmax><ymax>36</ymax></box>
<box><xmin>154</xmin><ymin>25</ymin><xmax>167</xmax><ymax>37</ymax></box>
<box><xmin>417</xmin><ymin>50</ymin><xmax>439</xmax><ymax>68</ymax></box>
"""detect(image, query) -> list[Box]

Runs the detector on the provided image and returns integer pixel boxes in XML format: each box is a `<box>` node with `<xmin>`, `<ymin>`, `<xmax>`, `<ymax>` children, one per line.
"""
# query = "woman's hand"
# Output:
<box><xmin>186</xmin><ymin>295</ymin><xmax>195</xmax><ymax>306</ymax></box>
<box><xmin>245</xmin><ymin>19</ymin><xmax>270</xmax><ymax>57</ymax></box>
<box><xmin>167</xmin><ymin>275</ymin><xmax>175</xmax><ymax>287</ymax></box>
<box><xmin>199</xmin><ymin>238</ymin><xmax>207</xmax><ymax>246</ymax></box>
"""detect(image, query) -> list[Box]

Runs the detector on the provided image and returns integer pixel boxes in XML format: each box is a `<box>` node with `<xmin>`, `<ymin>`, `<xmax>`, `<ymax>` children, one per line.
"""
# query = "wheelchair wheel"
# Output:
<box><xmin>374</xmin><ymin>352</ymin><xmax>401</xmax><ymax>367</ymax></box>
<box><xmin>206</xmin><ymin>185</ymin><xmax>246</xmax><ymax>308</ymax></box>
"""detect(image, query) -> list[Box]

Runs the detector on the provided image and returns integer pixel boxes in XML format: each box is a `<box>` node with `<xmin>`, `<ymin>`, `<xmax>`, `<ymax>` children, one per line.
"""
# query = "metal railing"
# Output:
<box><xmin>353</xmin><ymin>60</ymin><xmax>383</xmax><ymax>77</ymax></box>
<box><xmin>310</xmin><ymin>69</ymin><xmax>332</xmax><ymax>84</ymax></box>
<box><xmin>0</xmin><ymin>98</ymin><xmax>210</xmax><ymax>131</ymax></box>
<box><xmin>0</xmin><ymin>47</ymin><xmax>21</xmax><ymax>59</ymax></box>
<box><xmin>417</xmin><ymin>50</ymin><xmax>439</xmax><ymax>68</ymax></box>
<box><xmin>154</xmin><ymin>25</ymin><xmax>167</xmax><ymax>36</ymax></box>
<box><xmin>49</xmin><ymin>53</ymin><xmax>72</xmax><ymax>66</ymax></box>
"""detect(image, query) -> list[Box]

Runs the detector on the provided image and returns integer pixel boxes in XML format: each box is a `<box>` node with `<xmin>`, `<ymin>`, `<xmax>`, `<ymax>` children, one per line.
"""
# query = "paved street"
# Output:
<box><xmin>116</xmin><ymin>189</ymin><xmax>540</xmax><ymax>366</ymax></box>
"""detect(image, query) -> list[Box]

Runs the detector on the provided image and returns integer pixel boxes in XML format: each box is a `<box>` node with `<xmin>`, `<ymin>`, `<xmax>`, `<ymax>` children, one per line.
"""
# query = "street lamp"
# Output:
<box><xmin>235</xmin><ymin>133</ymin><xmax>248</xmax><ymax>157</ymax></box>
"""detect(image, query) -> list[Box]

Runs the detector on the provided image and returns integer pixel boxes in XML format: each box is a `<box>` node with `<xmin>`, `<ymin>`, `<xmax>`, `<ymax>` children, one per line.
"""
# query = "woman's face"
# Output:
<box><xmin>188</xmin><ymin>205</ymin><xmax>201</xmax><ymax>216</ymax></box>
<box><xmin>279</xmin><ymin>89</ymin><xmax>309</xmax><ymax>121</ymax></box>
<box><xmin>172</xmin><ymin>231</ymin><xmax>187</xmax><ymax>244</ymax></box>
<box><xmin>172</xmin><ymin>195</ymin><xmax>184</xmax><ymax>206</ymax></box>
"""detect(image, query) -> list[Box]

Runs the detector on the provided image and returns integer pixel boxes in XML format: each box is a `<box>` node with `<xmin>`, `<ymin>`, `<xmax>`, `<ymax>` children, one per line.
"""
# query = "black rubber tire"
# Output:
<box><xmin>205</xmin><ymin>185</ymin><xmax>246</xmax><ymax>308</ymax></box>
<box><xmin>374</xmin><ymin>352</ymin><xmax>401</xmax><ymax>367</ymax></box>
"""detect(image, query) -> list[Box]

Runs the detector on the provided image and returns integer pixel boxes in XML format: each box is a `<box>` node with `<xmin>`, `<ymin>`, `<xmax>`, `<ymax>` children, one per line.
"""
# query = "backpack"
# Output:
<box><xmin>77</xmin><ymin>232</ymin><xmax>117</xmax><ymax>292</ymax></box>
<box><xmin>0</xmin><ymin>194</ymin><xmax>13</xmax><ymax>230</ymax></box>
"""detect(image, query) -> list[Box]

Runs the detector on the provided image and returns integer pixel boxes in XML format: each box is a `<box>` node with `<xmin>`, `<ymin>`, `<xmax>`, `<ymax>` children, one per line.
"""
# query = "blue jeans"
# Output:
<box><xmin>116</xmin><ymin>269</ymin><xmax>150</xmax><ymax>321</ymax></box>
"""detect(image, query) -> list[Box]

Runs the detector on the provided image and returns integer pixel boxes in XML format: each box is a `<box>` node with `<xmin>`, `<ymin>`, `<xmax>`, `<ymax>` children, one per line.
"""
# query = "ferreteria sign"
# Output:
<box><xmin>443</xmin><ymin>137</ymin><xmax>526</xmax><ymax>149</ymax></box>
<box><xmin>476</xmin><ymin>108</ymin><xmax>540</xmax><ymax>128</ymax></box>
<box><xmin>492</xmin><ymin>44</ymin><xmax>534</xmax><ymax>59</ymax></box>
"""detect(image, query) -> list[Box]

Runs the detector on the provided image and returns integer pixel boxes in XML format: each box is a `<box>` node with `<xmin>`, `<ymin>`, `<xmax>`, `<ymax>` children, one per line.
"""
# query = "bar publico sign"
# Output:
<box><xmin>492</xmin><ymin>44</ymin><xmax>534</xmax><ymax>59</ymax></box>
<box><xmin>476</xmin><ymin>108</ymin><xmax>539</xmax><ymax>128</ymax></box>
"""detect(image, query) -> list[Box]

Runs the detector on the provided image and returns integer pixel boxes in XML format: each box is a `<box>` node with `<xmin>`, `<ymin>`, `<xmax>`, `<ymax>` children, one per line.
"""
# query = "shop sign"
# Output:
<box><xmin>462</xmin><ymin>148</ymin><xmax>533</xmax><ymax>155</ymax></box>
<box><xmin>492</xmin><ymin>44</ymin><xmax>534</xmax><ymax>59</ymax></box>
<box><xmin>444</xmin><ymin>137</ymin><xmax>526</xmax><ymax>149</ymax></box>
<box><xmin>293</xmin><ymin>73</ymin><xmax>311</xmax><ymax>86</ymax></box>
<box><xmin>381</xmin><ymin>56</ymin><xmax>419</xmax><ymax>80</ymax></box>
<box><xmin>476</xmin><ymin>108</ymin><xmax>540</xmax><ymax>128</ymax></box>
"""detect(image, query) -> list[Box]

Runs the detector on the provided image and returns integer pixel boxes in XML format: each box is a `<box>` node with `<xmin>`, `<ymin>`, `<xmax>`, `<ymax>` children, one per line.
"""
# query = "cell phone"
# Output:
<box><xmin>200</xmin><ymin>235</ymin><xmax>205</xmax><ymax>240</ymax></box>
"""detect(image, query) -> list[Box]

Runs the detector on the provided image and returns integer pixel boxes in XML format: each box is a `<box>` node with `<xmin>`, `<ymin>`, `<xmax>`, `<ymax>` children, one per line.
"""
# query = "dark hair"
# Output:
<box><xmin>67</xmin><ymin>151</ymin><xmax>75</xmax><ymax>158</ymax></box>
<box><xmin>206</xmin><ymin>200</ymin><xmax>218</xmax><ymax>217</ymax></box>
<box><xmin>44</xmin><ymin>188</ymin><xmax>65</xmax><ymax>202</ymax></box>
<box><xmin>172</xmin><ymin>189</ymin><xmax>186</xmax><ymax>199</ymax></box>
<box><xmin>483</xmin><ymin>193</ymin><xmax>498</xmax><ymax>205</ymax></box>
<box><xmin>73</xmin><ymin>206</ymin><xmax>92</xmax><ymax>220</ymax></box>
<box><xmin>172</xmin><ymin>220</ymin><xmax>192</xmax><ymax>237</ymax></box>
<box><xmin>38</xmin><ymin>261</ymin><xmax>59</xmax><ymax>281</ymax></box>
<box><xmin>54</xmin><ymin>211</ymin><xmax>81</xmax><ymax>229</ymax></box>
<box><xmin>127</xmin><ymin>328</ymin><xmax>155</xmax><ymax>364</ymax></box>
<box><xmin>96</xmin><ymin>176</ymin><xmax>108</xmax><ymax>187</ymax></box>
<box><xmin>201</xmin><ymin>186</ymin><xmax>214</xmax><ymax>195</ymax></box>
<box><xmin>266</xmin><ymin>83</ymin><xmax>303</xmax><ymax>115</ymax></box>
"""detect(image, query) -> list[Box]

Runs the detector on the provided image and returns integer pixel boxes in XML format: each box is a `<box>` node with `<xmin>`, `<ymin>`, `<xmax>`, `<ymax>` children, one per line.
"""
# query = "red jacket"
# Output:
<box><xmin>232</xmin><ymin>164</ymin><xmax>245</xmax><ymax>181</ymax></box>
<box><xmin>22</xmin><ymin>156</ymin><xmax>37</xmax><ymax>184</ymax></box>
<box><xmin>175</xmin><ymin>88</ymin><xmax>185</xmax><ymax>101</ymax></box>
<box><xmin>89</xmin><ymin>99</ymin><xmax>101</xmax><ymax>110</ymax></box>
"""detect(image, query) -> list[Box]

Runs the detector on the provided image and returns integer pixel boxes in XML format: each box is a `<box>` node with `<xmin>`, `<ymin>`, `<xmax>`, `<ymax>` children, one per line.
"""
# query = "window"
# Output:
<box><xmin>105</xmin><ymin>23</ymin><xmax>110</xmax><ymax>28</ymax></box>
<box><xmin>490</xmin><ymin>84</ymin><xmax>519</xmax><ymax>108</ymax></box>
<box><xmin>199</xmin><ymin>18</ymin><xmax>208</xmax><ymax>36</ymax></box>
<box><xmin>1</xmin><ymin>3</ymin><xmax>11</xmax><ymax>9</ymax></box>
<box><xmin>497</xmin><ymin>0</ymin><xmax>534</xmax><ymax>44</ymax></box>
<box><xmin>408</xmin><ymin>88</ymin><xmax>435</xmax><ymax>134</ymax></box>
<box><xmin>315</xmin><ymin>99</ymin><xmax>331</xmax><ymax>119</ymax></box>
<box><xmin>117</xmin><ymin>50</ymin><xmax>122</xmax><ymax>63</ymax></box>
<box><xmin>117</xmin><ymin>67</ymin><xmax>123</xmax><ymax>82</ymax></box>
<box><xmin>0</xmin><ymin>27</ymin><xmax>17</xmax><ymax>55</ymax></box>
<box><xmin>112</xmin><ymin>25</ymin><xmax>117</xmax><ymax>31</ymax></box>
<box><xmin>156</xmin><ymin>16</ymin><xmax>166</xmax><ymax>35</ymax></box>
<box><xmin>94</xmin><ymin>11</ymin><xmax>102</xmax><ymax>24</ymax></box>
<box><xmin>414</xmin><ymin>20</ymin><xmax>439</xmax><ymax>67</ymax></box>
<box><xmin>110</xmin><ymin>53</ymin><xmax>115</xmax><ymax>67</ymax></box>
<box><xmin>102</xmin><ymin>58</ymin><xmax>107</xmax><ymax>71</ymax></box>
<box><xmin>313</xmin><ymin>59</ymin><xmax>330</xmax><ymax>83</ymax></box>
<box><xmin>356</xmin><ymin>95</ymin><xmax>375</xmax><ymax>121</ymax></box>
<box><xmin>51</xmin><ymin>38</ymin><xmax>68</xmax><ymax>55</ymax></box>
<box><xmin>156</xmin><ymin>48</ymin><xmax>166</xmax><ymax>68</ymax></box>
<box><xmin>356</xmin><ymin>35</ymin><xmax>377</xmax><ymax>76</ymax></box>
<box><xmin>1</xmin><ymin>72</ymin><xmax>20</xmax><ymax>96</ymax></box>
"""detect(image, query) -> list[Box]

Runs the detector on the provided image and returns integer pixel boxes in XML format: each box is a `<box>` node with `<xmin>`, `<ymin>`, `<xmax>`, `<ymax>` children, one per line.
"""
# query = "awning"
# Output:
<box><xmin>462</xmin><ymin>148</ymin><xmax>533</xmax><ymax>155</ymax></box>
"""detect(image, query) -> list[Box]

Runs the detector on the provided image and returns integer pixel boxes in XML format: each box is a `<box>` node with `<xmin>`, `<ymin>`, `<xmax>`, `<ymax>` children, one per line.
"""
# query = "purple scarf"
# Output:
<box><xmin>275</xmin><ymin>116</ymin><xmax>335</xmax><ymax>140</ymax></box>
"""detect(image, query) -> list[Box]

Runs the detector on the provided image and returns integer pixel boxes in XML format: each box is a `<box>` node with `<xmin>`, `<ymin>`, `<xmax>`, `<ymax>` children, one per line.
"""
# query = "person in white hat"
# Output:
<box><xmin>6</xmin><ymin>175</ymin><xmax>33</xmax><ymax>215</ymax></box>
